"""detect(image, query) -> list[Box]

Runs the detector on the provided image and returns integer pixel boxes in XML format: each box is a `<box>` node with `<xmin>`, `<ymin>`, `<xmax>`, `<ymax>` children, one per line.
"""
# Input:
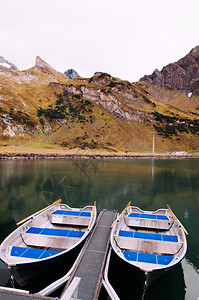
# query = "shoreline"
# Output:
<box><xmin>0</xmin><ymin>148</ymin><xmax>198</xmax><ymax>160</ymax></box>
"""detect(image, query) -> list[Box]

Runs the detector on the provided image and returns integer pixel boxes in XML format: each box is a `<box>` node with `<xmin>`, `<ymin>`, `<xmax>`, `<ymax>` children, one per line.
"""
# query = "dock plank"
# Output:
<box><xmin>62</xmin><ymin>209</ymin><xmax>117</xmax><ymax>300</ymax></box>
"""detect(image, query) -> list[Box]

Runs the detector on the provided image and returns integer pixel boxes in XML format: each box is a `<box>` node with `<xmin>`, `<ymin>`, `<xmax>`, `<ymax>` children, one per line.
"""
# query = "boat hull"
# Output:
<box><xmin>107</xmin><ymin>249</ymin><xmax>186</xmax><ymax>299</ymax></box>
<box><xmin>110</xmin><ymin>205</ymin><xmax>187</xmax><ymax>288</ymax></box>
<box><xmin>0</xmin><ymin>202</ymin><xmax>97</xmax><ymax>290</ymax></box>
<box><xmin>8</xmin><ymin>241</ymin><xmax>83</xmax><ymax>290</ymax></box>
<box><xmin>111</xmin><ymin>247</ymin><xmax>172</xmax><ymax>287</ymax></box>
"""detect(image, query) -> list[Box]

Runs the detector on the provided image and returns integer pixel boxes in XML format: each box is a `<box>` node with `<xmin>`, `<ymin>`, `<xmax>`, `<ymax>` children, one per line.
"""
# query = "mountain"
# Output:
<box><xmin>64</xmin><ymin>69</ymin><xmax>79</xmax><ymax>79</ymax></box>
<box><xmin>140</xmin><ymin>46</ymin><xmax>199</xmax><ymax>94</ymax></box>
<box><xmin>139</xmin><ymin>46</ymin><xmax>199</xmax><ymax>113</ymax></box>
<box><xmin>0</xmin><ymin>52</ymin><xmax>198</xmax><ymax>153</ymax></box>
<box><xmin>0</xmin><ymin>56</ymin><xmax>18</xmax><ymax>70</ymax></box>
<box><xmin>0</xmin><ymin>56</ymin><xmax>68</xmax><ymax>139</ymax></box>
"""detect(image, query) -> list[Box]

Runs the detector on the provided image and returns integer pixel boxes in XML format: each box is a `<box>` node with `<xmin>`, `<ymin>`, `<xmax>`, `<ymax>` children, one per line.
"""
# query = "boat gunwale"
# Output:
<box><xmin>110</xmin><ymin>205</ymin><xmax>187</xmax><ymax>273</ymax></box>
<box><xmin>0</xmin><ymin>203</ymin><xmax>97</xmax><ymax>267</ymax></box>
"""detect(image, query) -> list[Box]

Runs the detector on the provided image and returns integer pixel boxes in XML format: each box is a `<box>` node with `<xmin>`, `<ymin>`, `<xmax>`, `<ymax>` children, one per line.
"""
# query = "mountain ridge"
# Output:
<box><xmin>140</xmin><ymin>45</ymin><xmax>199</xmax><ymax>95</ymax></box>
<box><xmin>0</xmin><ymin>51</ymin><xmax>198</xmax><ymax>153</ymax></box>
<box><xmin>0</xmin><ymin>56</ymin><xmax>18</xmax><ymax>70</ymax></box>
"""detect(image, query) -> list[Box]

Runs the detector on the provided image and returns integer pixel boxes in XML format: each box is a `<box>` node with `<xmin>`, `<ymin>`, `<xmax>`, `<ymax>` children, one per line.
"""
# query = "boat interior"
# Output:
<box><xmin>2</xmin><ymin>205</ymin><xmax>94</xmax><ymax>264</ymax></box>
<box><xmin>112</xmin><ymin>206</ymin><xmax>185</xmax><ymax>270</ymax></box>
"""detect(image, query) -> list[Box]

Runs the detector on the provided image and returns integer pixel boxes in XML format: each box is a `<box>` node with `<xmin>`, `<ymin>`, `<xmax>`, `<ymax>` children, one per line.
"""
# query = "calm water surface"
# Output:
<box><xmin>0</xmin><ymin>159</ymin><xmax>198</xmax><ymax>299</ymax></box>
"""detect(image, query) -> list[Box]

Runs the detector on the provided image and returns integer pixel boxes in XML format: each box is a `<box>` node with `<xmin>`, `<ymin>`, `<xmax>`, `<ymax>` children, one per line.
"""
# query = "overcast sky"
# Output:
<box><xmin>0</xmin><ymin>0</ymin><xmax>198</xmax><ymax>82</ymax></box>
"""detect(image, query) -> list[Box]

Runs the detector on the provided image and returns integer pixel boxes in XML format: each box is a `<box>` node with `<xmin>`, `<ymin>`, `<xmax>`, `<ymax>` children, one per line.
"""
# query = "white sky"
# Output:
<box><xmin>0</xmin><ymin>0</ymin><xmax>198</xmax><ymax>82</ymax></box>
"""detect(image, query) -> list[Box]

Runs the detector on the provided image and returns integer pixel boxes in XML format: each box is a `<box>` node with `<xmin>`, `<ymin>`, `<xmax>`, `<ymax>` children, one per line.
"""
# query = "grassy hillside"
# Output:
<box><xmin>139</xmin><ymin>82</ymin><xmax>199</xmax><ymax>115</ymax></box>
<box><xmin>0</xmin><ymin>60</ymin><xmax>198</xmax><ymax>153</ymax></box>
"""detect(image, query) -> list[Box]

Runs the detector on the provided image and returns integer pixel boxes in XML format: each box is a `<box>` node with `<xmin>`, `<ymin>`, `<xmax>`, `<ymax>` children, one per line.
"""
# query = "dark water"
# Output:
<box><xmin>0</xmin><ymin>158</ymin><xmax>198</xmax><ymax>299</ymax></box>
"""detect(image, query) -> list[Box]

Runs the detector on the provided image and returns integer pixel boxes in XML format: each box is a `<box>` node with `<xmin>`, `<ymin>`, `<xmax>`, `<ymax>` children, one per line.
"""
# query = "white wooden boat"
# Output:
<box><xmin>110</xmin><ymin>203</ymin><xmax>187</xmax><ymax>287</ymax></box>
<box><xmin>0</xmin><ymin>199</ymin><xmax>97</xmax><ymax>287</ymax></box>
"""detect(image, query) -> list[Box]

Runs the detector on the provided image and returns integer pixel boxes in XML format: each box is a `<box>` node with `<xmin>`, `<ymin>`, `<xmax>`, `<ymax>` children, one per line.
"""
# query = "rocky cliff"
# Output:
<box><xmin>140</xmin><ymin>46</ymin><xmax>199</xmax><ymax>95</ymax></box>
<box><xmin>55</xmin><ymin>72</ymin><xmax>157</xmax><ymax>123</ymax></box>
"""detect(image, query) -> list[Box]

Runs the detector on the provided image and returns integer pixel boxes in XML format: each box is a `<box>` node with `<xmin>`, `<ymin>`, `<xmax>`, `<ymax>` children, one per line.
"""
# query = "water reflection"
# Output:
<box><xmin>41</xmin><ymin>174</ymin><xmax>78</xmax><ymax>205</ymax></box>
<box><xmin>184</xmin><ymin>210</ymin><xmax>189</xmax><ymax>219</ymax></box>
<box><xmin>145</xmin><ymin>261</ymin><xmax>186</xmax><ymax>300</ymax></box>
<box><xmin>182</xmin><ymin>259</ymin><xmax>199</xmax><ymax>300</ymax></box>
<box><xmin>0</xmin><ymin>260</ymin><xmax>10</xmax><ymax>286</ymax></box>
<box><xmin>0</xmin><ymin>159</ymin><xmax>198</xmax><ymax>297</ymax></box>
<box><xmin>107</xmin><ymin>250</ymin><xmax>186</xmax><ymax>300</ymax></box>
<box><xmin>151</xmin><ymin>158</ymin><xmax>155</xmax><ymax>183</ymax></box>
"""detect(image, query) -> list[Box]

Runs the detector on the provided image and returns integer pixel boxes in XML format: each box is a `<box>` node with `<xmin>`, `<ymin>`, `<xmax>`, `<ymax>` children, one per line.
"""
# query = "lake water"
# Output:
<box><xmin>0</xmin><ymin>158</ymin><xmax>198</xmax><ymax>299</ymax></box>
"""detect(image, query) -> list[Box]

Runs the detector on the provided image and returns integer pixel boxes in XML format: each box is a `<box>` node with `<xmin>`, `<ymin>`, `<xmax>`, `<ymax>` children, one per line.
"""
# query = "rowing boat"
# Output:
<box><xmin>110</xmin><ymin>204</ymin><xmax>187</xmax><ymax>287</ymax></box>
<box><xmin>0</xmin><ymin>200</ymin><xmax>97</xmax><ymax>287</ymax></box>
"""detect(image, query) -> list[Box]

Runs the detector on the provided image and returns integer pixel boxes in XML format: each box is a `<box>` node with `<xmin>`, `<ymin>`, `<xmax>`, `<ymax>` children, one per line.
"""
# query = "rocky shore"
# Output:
<box><xmin>0</xmin><ymin>153</ymin><xmax>198</xmax><ymax>160</ymax></box>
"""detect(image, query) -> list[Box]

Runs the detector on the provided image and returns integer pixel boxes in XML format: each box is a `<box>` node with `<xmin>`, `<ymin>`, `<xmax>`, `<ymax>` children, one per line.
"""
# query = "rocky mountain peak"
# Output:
<box><xmin>189</xmin><ymin>45</ymin><xmax>199</xmax><ymax>58</ymax></box>
<box><xmin>140</xmin><ymin>45</ymin><xmax>199</xmax><ymax>95</ymax></box>
<box><xmin>64</xmin><ymin>69</ymin><xmax>79</xmax><ymax>79</ymax></box>
<box><xmin>35</xmin><ymin>56</ymin><xmax>56</xmax><ymax>70</ymax></box>
<box><xmin>0</xmin><ymin>56</ymin><xmax>18</xmax><ymax>70</ymax></box>
<box><xmin>34</xmin><ymin>56</ymin><xmax>67</xmax><ymax>83</ymax></box>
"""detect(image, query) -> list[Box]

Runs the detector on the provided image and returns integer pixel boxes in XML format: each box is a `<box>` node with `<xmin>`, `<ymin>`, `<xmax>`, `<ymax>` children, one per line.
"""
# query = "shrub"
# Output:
<box><xmin>37</xmin><ymin>107</ymin><xmax>44</xmax><ymax>117</ymax></box>
<box><xmin>37</xmin><ymin>93</ymin><xmax>95</xmax><ymax>125</ymax></box>
<box><xmin>142</xmin><ymin>95</ymin><xmax>152</xmax><ymax>104</ymax></box>
<box><xmin>98</xmin><ymin>72</ymin><xmax>111</xmax><ymax>79</ymax></box>
<box><xmin>108</xmin><ymin>81</ymin><xmax>117</xmax><ymax>88</ymax></box>
<box><xmin>56</xmin><ymin>93</ymin><xmax>64</xmax><ymax>105</ymax></box>
<box><xmin>164</xmin><ymin>125</ymin><xmax>177</xmax><ymax>136</ymax></box>
<box><xmin>153</xmin><ymin>111</ymin><xmax>164</xmax><ymax>123</ymax></box>
<box><xmin>9</xmin><ymin>107</ymin><xmax>14</xmax><ymax>117</ymax></box>
<box><xmin>10</xmin><ymin>109</ymin><xmax>36</xmax><ymax>127</ymax></box>
<box><xmin>84</xmin><ymin>99</ymin><xmax>92</xmax><ymax>105</ymax></box>
<box><xmin>39</xmin><ymin>118</ymin><xmax>45</xmax><ymax>125</ymax></box>
<box><xmin>73</xmin><ymin>94</ymin><xmax>81</xmax><ymax>99</ymax></box>
<box><xmin>189</xmin><ymin>120</ymin><xmax>199</xmax><ymax>134</ymax></box>
<box><xmin>153</xmin><ymin>124</ymin><xmax>177</xmax><ymax>138</ymax></box>
<box><xmin>176</xmin><ymin>124</ymin><xmax>189</xmax><ymax>133</ymax></box>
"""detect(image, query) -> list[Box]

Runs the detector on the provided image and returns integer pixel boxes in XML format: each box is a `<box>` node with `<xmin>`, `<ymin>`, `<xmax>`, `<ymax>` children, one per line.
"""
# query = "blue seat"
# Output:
<box><xmin>80</xmin><ymin>212</ymin><xmax>91</xmax><ymax>217</ymax></box>
<box><xmin>141</xmin><ymin>213</ymin><xmax>157</xmax><ymax>220</ymax></box>
<box><xmin>52</xmin><ymin>210</ymin><xmax>91</xmax><ymax>217</ymax></box>
<box><xmin>118</xmin><ymin>230</ymin><xmax>178</xmax><ymax>242</ymax></box>
<box><xmin>122</xmin><ymin>250</ymin><xmax>174</xmax><ymax>265</ymax></box>
<box><xmin>26</xmin><ymin>227</ymin><xmax>85</xmax><ymax>238</ymax></box>
<box><xmin>119</xmin><ymin>230</ymin><xmax>134</xmax><ymax>238</ymax></box>
<box><xmin>128</xmin><ymin>213</ymin><xmax>169</xmax><ymax>220</ymax></box>
<box><xmin>26</xmin><ymin>227</ymin><xmax>43</xmax><ymax>234</ymax></box>
<box><xmin>10</xmin><ymin>246</ymin><xmax>61</xmax><ymax>259</ymax></box>
<box><xmin>134</xmin><ymin>231</ymin><xmax>162</xmax><ymax>241</ymax></box>
<box><xmin>68</xmin><ymin>231</ymin><xmax>85</xmax><ymax>238</ymax></box>
<box><xmin>162</xmin><ymin>235</ymin><xmax>178</xmax><ymax>242</ymax></box>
